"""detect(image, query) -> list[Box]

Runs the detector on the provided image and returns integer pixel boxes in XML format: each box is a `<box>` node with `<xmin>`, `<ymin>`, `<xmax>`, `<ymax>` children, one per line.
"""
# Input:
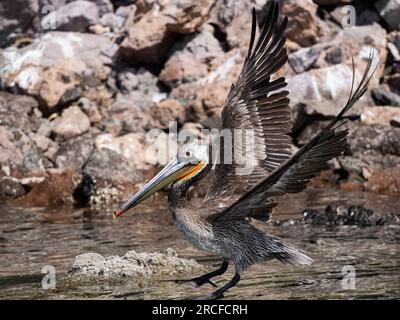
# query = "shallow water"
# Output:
<box><xmin>0</xmin><ymin>188</ymin><xmax>399</xmax><ymax>299</ymax></box>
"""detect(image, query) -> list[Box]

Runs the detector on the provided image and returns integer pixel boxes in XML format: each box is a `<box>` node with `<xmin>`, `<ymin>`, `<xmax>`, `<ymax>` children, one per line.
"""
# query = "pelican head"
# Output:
<box><xmin>113</xmin><ymin>142</ymin><xmax>209</xmax><ymax>218</ymax></box>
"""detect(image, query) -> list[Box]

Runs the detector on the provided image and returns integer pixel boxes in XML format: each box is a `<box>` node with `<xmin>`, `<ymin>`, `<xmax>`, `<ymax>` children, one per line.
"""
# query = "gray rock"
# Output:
<box><xmin>312</xmin><ymin>0</ymin><xmax>353</xmax><ymax>5</ymax></box>
<box><xmin>0</xmin><ymin>178</ymin><xmax>26</xmax><ymax>198</ymax></box>
<box><xmin>324</xmin><ymin>47</ymin><xmax>344</xmax><ymax>65</ymax></box>
<box><xmin>287</xmin><ymin>63</ymin><xmax>374</xmax><ymax>118</ymax></box>
<box><xmin>340</xmin><ymin>124</ymin><xmax>400</xmax><ymax>177</ymax></box>
<box><xmin>289</xmin><ymin>45</ymin><xmax>324</xmax><ymax>73</ymax></box>
<box><xmin>160</xmin><ymin>29</ymin><xmax>224</xmax><ymax>87</ymax></box>
<box><xmin>83</xmin><ymin>134</ymin><xmax>150</xmax><ymax>187</ymax></box>
<box><xmin>48</xmin><ymin>0</ymin><xmax>100</xmax><ymax>32</ymax></box>
<box><xmin>55</xmin><ymin>135</ymin><xmax>94</xmax><ymax>170</ymax></box>
<box><xmin>69</xmin><ymin>249</ymin><xmax>205</xmax><ymax>279</ymax></box>
<box><xmin>117</xmin><ymin>68</ymin><xmax>165</xmax><ymax>109</ymax></box>
<box><xmin>371</xmin><ymin>88</ymin><xmax>400</xmax><ymax>106</ymax></box>
<box><xmin>375</xmin><ymin>0</ymin><xmax>400</xmax><ymax>30</ymax></box>
<box><xmin>0</xmin><ymin>0</ymin><xmax>38</xmax><ymax>48</ymax></box>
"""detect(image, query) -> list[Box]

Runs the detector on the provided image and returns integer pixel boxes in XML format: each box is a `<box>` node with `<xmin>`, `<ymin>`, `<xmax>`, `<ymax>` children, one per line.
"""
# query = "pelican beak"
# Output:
<box><xmin>113</xmin><ymin>157</ymin><xmax>203</xmax><ymax>219</ymax></box>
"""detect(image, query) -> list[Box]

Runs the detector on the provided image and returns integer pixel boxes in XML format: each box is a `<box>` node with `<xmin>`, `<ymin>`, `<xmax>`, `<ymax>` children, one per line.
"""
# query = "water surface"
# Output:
<box><xmin>0</xmin><ymin>189</ymin><xmax>399</xmax><ymax>299</ymax></box>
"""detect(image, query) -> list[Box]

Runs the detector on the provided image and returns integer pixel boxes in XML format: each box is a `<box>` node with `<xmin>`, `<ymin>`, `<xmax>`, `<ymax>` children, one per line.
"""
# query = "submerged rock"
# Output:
<box><xmin>301</xmin><ymin>204</ymin><xmax>400</xmax><ymax>226</ymax></box>
<box><xmin>69</xmin><ymin>248</ymin><xmax>205</xmax><ymax>279</ymax></box>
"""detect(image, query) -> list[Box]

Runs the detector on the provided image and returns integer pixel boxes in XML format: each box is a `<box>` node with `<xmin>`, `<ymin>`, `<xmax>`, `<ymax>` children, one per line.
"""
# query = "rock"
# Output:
<box><xmin>100</xmin><ymin>96</ymin><xmax>155</xmax><ymax>135</ymax></box>
<box><xmin>69</xmin><ymin>249</ymin><xmax>205</xmax><ymax>279</ymax></box>
<box><xmin>324</xmin><ymin>46</ymin><xmax>344</xmax><ymax>65</ymax></box>
<box><xmin>288</xmin><ymin>45</ymin><xmax>324</xmax><ymax>73</ymax></box>
<box><xmin>51</xmin><ymin>106</ymin><xmax>91</xmax><ymax>139</ymax></box>
<box><xmin>0</xmin><ymin>92</ymin><xmax>41</xmax><ymax>131</ymax></box>
<box><xmin>163</xmin><ymin>0</ymin><xmax>214</xmax><ymax>34</ymax></box>
<box><xmin>0</xmin><ymin>178</ymin><xmax>26</xmax><ymax>198</ymax></box>
<box><xmin>312</xmin><ymin>0</ymin><xmax>353</xmax><ymax>5</ymax></box>
<box><xmin>83</xmin><ymin>132</ymin><xmax>155</xmax><ymax>189</ymax></box>
<box><xmin>360</xmin><ymin>106</ymin><xmax>400</xmax><ymax>126</ymax></box>
<box><xmin>117</xmin><ymin>68</ymin><xmax>166</xmax><ymax>110</ymax></box>
<box><xmin>365</xmin><ymin>167</ymin><xmax>400</xmax><ymax>193</ymax></box>
<box><xmin>22</xmin><ymin>169</ymin><xmax>81</xmax><ymax>205</ymax></box>
<box><xmin>375</xmin><ymin>0</ymin><xmax>400</xmax><ymax>30</ymax></box>
<box><xmin>302</xmin><ymin>204</ymin><xmax>399</xmax><ymax>226</ymax></box>
<box><xmin>160</xmin><ymin>29</ymin><xmax>224</xmax><ymax>88</ymax></box>
<box><xmin>100</xmin><ymin>12</ymin><xmax>125</xmax><ymax>32</ymax></box>
<box><xmin>316</xmin><ymin>24</ymin><xmax>387</xmax><ymax>75</ymax></box>
<box><xmin>118</xmin><ymin>9</ymin><xmax>174</xmax><ymax>65</ymax></box>
<box><xmin>55</xmin><ymin>135</ymin><xmax>94</xmax><ymax>170</ymax></box>
<box><xmin>338</xmin><ymin>124</ymin><xmax>400</xmax><ymax>181</ymax></box>
<box><xmin>282</xmin><ymin>0</ymin><xmax>329</xmax><ymax>47</ymax></box>
<box><xmin>118</xmin><ymin>0</ymin><xmax>214</xmax><ymax>65</ymax></box>
<box><xmin>0</xmin><ymin>0</ymin><xmax>38</xmax><ymax>47</ymax></box>
<box><xmin>88</xmin><ymin>0</ymin><xmax>113</xmax><ymax>16</ymax></box>
<box><xmin>150</xmin><ymin>99</ymin><xmax>185</xmax><ymax>129</ymax></box>
<box><xmin>287</xmin><ymin>63</ymin><xmax>374</xmax><ymax>118</ymax></box>
<box><xmin>0</xmin><ymin>32</ymin><xmax>116</xmax><ymax>112</ymax></box>
<box><xmin>33</xmin><ymin>134</ymin><xmax>52</xmax><ymax>152</ymax></box>
<box><xmin>371</xmin><ymin>88</ymin><xmax>400</xmax><ymax>106</ymax></box>
<box><xmin>170</xmin><ymin>49</ymin><xmax>243</xmax><ymax>121</ymax></box>
<box><xmin>0</xmin><ymin>126</ymin><xmax>23</xmax><ymax>166</ymax></box>
<box><xmin>77</xmin><ymin>97</ymin><xmax>102</xmax><ymax>124</ymax></box>
<box><xmin>46</xmin><ymin>0</ymin><xmax>99</xmax><ymax>32</ymax></box>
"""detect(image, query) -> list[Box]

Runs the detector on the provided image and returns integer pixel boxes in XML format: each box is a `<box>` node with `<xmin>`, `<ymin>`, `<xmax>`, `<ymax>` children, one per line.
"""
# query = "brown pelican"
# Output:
<box><xmin>114</xmin><ymin>1</ymin><xmax>377</xmax><ymax>299</ymax></box>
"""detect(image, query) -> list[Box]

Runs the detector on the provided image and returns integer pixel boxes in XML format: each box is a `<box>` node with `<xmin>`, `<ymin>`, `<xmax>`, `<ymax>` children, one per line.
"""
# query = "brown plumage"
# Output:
<box><xmin>114</xmin><ymin>1</ymin><xmax>378</xmax><ymax>299</ymax></box>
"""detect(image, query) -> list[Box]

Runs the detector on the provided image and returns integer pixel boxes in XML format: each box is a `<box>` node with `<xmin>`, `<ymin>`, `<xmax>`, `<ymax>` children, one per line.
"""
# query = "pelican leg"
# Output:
<box><xmin>195</xmin><ymin>272</ymin><xmax>241</xmax><ymax>300</ymax></box>
<box><xmin>174</xmin><ymin>260</ymin><xmax>229</xmax><ymax>288</ymax></box>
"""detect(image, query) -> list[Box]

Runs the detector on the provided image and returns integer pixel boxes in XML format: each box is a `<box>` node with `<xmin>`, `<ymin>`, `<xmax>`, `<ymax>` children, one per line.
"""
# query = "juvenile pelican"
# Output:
<box><xmin>114</xmin><ymin>1</ymin><xmax>377</xmax><ymax>299</ymax></box>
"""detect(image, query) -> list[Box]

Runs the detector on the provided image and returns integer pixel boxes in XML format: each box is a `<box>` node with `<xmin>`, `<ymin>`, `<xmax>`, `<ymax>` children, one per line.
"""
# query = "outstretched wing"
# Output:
<box><xmin>204</xmin><ymin>2</ymin><xmax>292</xmax><ymax>219</ymax></box>
<box><xmin>208</xmin><ymin>52</ymin><xmax>378</xmax><ymax>222</ymax></box>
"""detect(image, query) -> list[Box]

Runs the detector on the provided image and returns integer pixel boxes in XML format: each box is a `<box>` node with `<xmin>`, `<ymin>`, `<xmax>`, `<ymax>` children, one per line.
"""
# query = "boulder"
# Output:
<box><xmin>118</xmin><ymin>0</ymin><xmax>214</xmax><ymax>65</ymax></box>
<box><xmin>371</xmin><ymin>87</ymin><xmax>400</xmax><ymax>106</ymax></box>
<box><xmin>46</xmin><ymin>0</ymin><xmax>100</xmax><ymax>32</ymax></box>
<box><xmin>51</xmin><ymin>106</ymin><xmax>91</xmax><ymax>139</ymax></box>
<box><xmin>281</xmin><ymin>0</ymin><xmax>330</xmax><ymax>47</ymax></box>
<box><xmin>375</xmin><ymin>0</ymin><xmax>400</xmax><ymax>30</ymax></box>
<box><xmin>0</xmin><ymin>32</ymin><xmax>116</xmax><ymax>112</ymax></box>
<box><xmin>0</xmin><ymin>0</ymin><xmax>38</xmax><ymax>48</ymax></box>
<box><xmin>288</xmin><ymin>45</ymin><xmax>325</xmax><ymax>73</ymax></box>
<box><xmin>83</xmin><ymin>132</ymin><xmax>156</xmax><ymax>189</ymax></box>
<box><xmin>55</xmin><ymin>135</ymin><xmax>94</xmax><ymax>170</ymax></box>
<box><xmin>160</xmin><ymin>29</ymin><xmax>224</xmax><ymax>88</ymax></box>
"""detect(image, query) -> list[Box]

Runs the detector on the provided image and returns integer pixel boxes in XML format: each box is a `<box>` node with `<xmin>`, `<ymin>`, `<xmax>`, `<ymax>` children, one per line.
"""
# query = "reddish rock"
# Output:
<box><xmin>21</xmin><ymin>169</ymin><xmax>81</xmax><ymax>206</ymax></box>
<box><xmin>365</xmin><ymin>168</ymin><xmax>400</xmax><ymax>193</ymax></box>
<box><xmin>282</xmin><ymin>0</ymin><xmax>329</xmax><ymax>47</ymax></box>
<box><xmin>360</xmin><ymin>106</ymin><xmax>400</xmax><ymax>126</ymax></box>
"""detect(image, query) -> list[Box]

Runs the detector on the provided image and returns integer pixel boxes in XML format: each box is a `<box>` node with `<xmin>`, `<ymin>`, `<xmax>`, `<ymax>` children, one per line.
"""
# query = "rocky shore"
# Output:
<box><xmin>1</xmin><ymin>0</ymin><xmax>400</xmax><ymax>206</ymax></box>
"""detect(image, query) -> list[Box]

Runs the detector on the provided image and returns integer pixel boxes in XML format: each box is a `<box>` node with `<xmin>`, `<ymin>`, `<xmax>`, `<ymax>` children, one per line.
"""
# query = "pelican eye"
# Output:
<box><xmin>185</xmin><ymin>151</ymin><xmax>191</xmax><ymax>157</ymax></box>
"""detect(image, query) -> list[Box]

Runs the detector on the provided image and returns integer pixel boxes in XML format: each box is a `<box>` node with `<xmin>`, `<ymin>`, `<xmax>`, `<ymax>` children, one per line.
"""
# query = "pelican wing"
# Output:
<box><xmin>204</xmin><ymin>2</ymin><xmax>292</xmax><ymax>214</ymax></box>
<box><xmin>208</xmin><ymin>53</ymin><xmax>378</xmax><ymax>222</ymax></box>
